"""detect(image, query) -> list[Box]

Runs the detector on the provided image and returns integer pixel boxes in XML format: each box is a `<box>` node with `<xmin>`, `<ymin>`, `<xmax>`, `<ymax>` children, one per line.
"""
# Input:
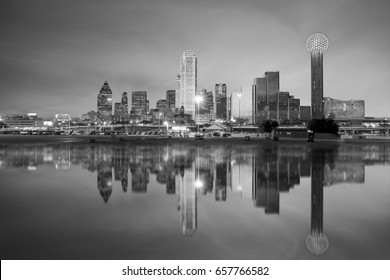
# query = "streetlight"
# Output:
<box><xmin>163</xmin><ymin>121</ymin><xmax>169</xmax><ymax>134</ymax></box>
<box><xmin>195</xmin><ymin>95</ymin><xmax>203</xmax><ymax>133</ymax></box>
<box><xmin>159</xmin><ymin>112</ymin><xmax>162</xmax><ymax>130</ymax></box>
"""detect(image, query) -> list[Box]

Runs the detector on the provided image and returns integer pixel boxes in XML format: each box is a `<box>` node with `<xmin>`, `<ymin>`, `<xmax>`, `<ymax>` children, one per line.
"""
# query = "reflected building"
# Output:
<box><xmin>1</xmin><ymin>142</ymin><xmax>388</xmax><ymax>216</ymax></box>
<box><xmin>97</xmin><ymin>164</ymin><xmax>112</xmax><ymax>203</ymax></box>
<box><xmin>130</xmin><ymin>165</ymin><xmax>149</xmax><ymax>193</ymax></box>
<box><xmin>215</xmin><ymin>162</ymin><xmax>227</xmax><ymax>201</ymax></box>
<box><xmin>113</xmin><ymin>150</ymin><xmax>129</xmax><ymax>193</ymax></box>
<box><xmin>253</xmin><ymin>147</ymin><xmax>280</xmax><ymax>214</ymax></box>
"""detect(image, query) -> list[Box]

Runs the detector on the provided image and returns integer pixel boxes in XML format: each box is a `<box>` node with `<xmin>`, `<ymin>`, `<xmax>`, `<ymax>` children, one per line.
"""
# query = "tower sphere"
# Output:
<box><xmin>306</xmin><ymin>33</ymin><xmax>329</xmax><ymax>54</ymax></box>
<box><xmin>305</xmin><ymin>233</ymin><xmax>329</xmax><ymax>255</ymax></box>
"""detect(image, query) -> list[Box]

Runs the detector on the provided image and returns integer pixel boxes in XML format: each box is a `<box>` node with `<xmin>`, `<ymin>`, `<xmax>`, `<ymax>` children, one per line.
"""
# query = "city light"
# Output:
<box><xmin>194</xmin><ymin>179</ymin><xmax>203</xmax><ymax>189</ymax></box>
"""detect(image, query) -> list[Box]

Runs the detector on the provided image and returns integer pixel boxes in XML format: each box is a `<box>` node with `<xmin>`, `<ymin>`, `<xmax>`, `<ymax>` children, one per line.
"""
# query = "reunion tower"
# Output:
<box><xmin>306</xmin><ymin>33</ymin><xmax>329</xmax><ymax>119</ymax></box>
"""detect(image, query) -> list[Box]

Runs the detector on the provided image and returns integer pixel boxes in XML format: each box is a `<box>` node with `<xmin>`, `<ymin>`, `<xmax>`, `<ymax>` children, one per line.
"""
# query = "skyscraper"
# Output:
<box><xmin>121</xmin><ymin>92</ymin><xmax>128</xmax><ymax>115</ymax></box>
<box><xmin>175</xmin><ymin>74</ymin><xmax>181</xmax><ymax>109</ymax></box>
<box><xmin>215</xmin><ymin>83</ymin><xmax>227</xmax><ymax>120</ymax></box>
<box><xmin>278</xmin><ymin>92</ymin><xmax>290</xmax><ymax>120</ymax></box>
<box><xmin>131</xmin><ymin>91</ymin><xmax>149</xmax><ymax>116</ymax></box>
<box><xmin>97</xmin><ymin>81</ymin><xmax>112</xmax><ymax>123</ymax></box>
<box><xmin>306</xmin><ymin>33</ymin><xmax>329</xmax><ymax>119</ymax></box>
<box><xmin>252</xmin><ymin>72</ymin><xmax>279</xmax><ymax>122</ymax></box>
<box><xmin>266</xmin><ymin>72</ymin><xmax>280</xmax><ymax>120</ymax></box>
<box><xmin>300</xmin><ymin>106</ymin><xmax>311</xmax><ymax>120</ymax></box>
<box><xmin>166</xmin><ymin>90</ymin><xmax>176</xmax><ymax>110</ymax></box>
<box><xmin>253</xmin><ymin>77</ymin><xmax>267</xmax><ymax>123</ymax></box>
<box><xmin>180</xmin><ymin>51</ymin><xmax>197</xmax><ymax>119</ymax></box>
<box><xmin>289</xmin><ymin>96</ymin><xmax>300</xmax><ymax>120</ymax></box>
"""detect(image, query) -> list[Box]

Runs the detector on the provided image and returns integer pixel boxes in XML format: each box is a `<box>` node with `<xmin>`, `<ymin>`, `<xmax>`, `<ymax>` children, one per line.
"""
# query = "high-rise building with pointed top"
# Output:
<box><xmin>97</xmin><ymin>81</ymin><xmax>113</xmax><ymax>123</ymax></box>
<box><xmin>180</xmin><ymin>51</ymin><xmax>197</xmax><ymax>119</ymax></box>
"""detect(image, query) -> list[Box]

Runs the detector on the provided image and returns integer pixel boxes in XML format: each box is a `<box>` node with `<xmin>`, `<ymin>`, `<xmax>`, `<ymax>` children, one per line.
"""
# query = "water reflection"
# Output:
<box><xmin>0</xmin><ymin>142</ymin><xmax>389</xmax><ymax>255</ymax></box>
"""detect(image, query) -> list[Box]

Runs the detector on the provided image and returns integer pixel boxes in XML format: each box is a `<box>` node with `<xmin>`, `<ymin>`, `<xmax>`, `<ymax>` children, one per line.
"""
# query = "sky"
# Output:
<box><xmin>0</xmin><ymin>0</ymin><xmax>389</xmax><ymax>118</ymax></box>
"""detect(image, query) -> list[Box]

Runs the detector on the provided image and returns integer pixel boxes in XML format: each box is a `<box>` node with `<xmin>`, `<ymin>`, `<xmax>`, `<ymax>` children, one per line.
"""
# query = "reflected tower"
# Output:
<box><xmin>179</xmin><ymin>165</ymin><xmax>197</xmax><ymax>236</ymax></box>
<box><xmin>306</xmin><ymin>33</ymin><xmax>329</xmax><ymax>119</ymax></box>
<box><xmin>306</xmin><ymin>149</ymin><xmax>329</xmax><ymax>255</ymax></box>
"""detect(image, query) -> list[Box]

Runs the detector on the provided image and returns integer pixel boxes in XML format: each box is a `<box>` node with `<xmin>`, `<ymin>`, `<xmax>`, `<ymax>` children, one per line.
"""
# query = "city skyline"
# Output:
<box><xmin>0</xmin><ymin>0</ymin><xmax>389</xmax><ymax>118</ymax></box>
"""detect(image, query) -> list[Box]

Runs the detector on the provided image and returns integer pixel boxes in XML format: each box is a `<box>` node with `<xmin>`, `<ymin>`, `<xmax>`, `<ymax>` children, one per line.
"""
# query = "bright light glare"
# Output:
<box><xmin>195</xmin><ymin>179</ymin><xmax>203</xmax><ymax>188</ymax></box>
<box><xmin>195</xmin><ymin>95</ymin><xmax>203</xmax><ymax>103</ymax></box>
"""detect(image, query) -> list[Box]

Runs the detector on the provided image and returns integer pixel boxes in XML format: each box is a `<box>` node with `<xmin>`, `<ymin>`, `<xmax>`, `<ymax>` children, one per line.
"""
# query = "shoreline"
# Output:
<box><xmin>0</xmin><ymin>134</ymin><xmax>389</xmax><ymax>144</ymax></box>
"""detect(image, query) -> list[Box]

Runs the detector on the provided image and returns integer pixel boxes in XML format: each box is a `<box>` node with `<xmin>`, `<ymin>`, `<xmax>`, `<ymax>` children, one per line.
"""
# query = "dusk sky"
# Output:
<box><xmin>1</xmin><ymin>0</ymin><xmax>389</xmax><ymax>118</ymax></box>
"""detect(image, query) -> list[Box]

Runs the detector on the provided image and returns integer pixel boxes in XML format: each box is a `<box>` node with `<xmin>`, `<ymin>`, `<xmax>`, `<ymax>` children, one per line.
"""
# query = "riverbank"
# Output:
<box><xmin>0</xmin><ymin>134</ymin><xmax>389</xmax><ymax>144</ymax></box>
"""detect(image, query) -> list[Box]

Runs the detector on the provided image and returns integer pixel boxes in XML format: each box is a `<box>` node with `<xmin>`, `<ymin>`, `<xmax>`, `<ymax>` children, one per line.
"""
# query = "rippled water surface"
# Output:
<box><xmin>0</xmin><ymin>141</ymin><xmax>389</xmax><ymax>259</ymax></box>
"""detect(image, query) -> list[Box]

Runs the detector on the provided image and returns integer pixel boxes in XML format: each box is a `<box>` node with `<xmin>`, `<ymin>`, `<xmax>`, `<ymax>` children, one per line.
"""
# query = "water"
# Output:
<box><xmin>0</xmin><ymin>141</ymin><xmax>389</xmax><ymax>260</ymax></box>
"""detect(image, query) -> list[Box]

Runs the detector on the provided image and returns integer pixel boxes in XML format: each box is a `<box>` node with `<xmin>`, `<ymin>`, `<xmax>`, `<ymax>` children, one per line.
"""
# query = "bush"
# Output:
<box><xmin>258</xmin><ymin>120</ymin><xmax>279</xmax><ymax>133</ymax></box>
<box><xmin>307</xmin><ymin>118</ymin><xmax>339</xmax><ymax>135</ymax></box>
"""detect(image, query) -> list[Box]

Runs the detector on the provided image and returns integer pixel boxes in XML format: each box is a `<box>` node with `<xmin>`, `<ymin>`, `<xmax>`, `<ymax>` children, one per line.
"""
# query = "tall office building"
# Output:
<box><xmin>253</xmin><ymin>77</ymin><xmax>267</xmax><ymax>123</ymax></box>
<box><xmin>131</xmin><ymin>91</ymin><xmax>149</xmax><ymax>115</ymax></box>
<box><xmin>180</xmin><ymin>51</ymin><xmax>197</xmax><ymax>119</ymax></box>
<box><xmin>202</xmin><ymin>90</ymin><xmax>214</xmax><ymax>114</ymax></box>
<box><xmin>300</xmin><ymin>106</ymin><xmax>311</xmax><ymax>121</ymax></box>
<box><xmin>113</xmin><ymin>92</ymin><xmax>129</xmax><ymax>123</ymax></box>
<box><xmin>156</xmin><ymin>99</ymin><xmax>167</xmax><ymax>110</ymax></box>
<box><xmin>175</xmin><ymin>74</ymin><xmax>181</xmax><ymax>109</ymax></box>
<box><xmin>195</xmin><ymin>89</ymin><xmax>213</xmax><ymax>114</ymax></box>
<box><xmin>266</xmin><ymin>72</ymin><xmax>280</xmax><ymax>120</ymax></box>
<box><xmin>289</xmin><ymin>96</ymin><xmax>300</xmax><ymax>120</ymax></box>
<box><xmin>166</xmin><ymin>90</ymin><xmax>176</xmax><ymax>110</ymax></box>
<box><xmin>121</xmin><ymin>92</ymin><xmax>128</xmax><ymax>114</ymax></box>
<box><xmin>97</xmin><ymin>81</ymin><xmax>113</xmax><ymax>123</ymax></box>
<box><xmin>306</xmin><ymin>33</ymin><xmax>329</xmax><ymax>119</ymax></box>
<box><xmin>252</xmin><ymin>72</ymin><xmax>279</xmax><ymax>122</ymax></box>
<box><xmin>215</xmin><ymin>83</ymin><xmax>227</xmax><ymax>120</ymax></box>
<box><xmin>278</xmin><ymin>92</ymin><xmax>290</xmax><ymax>120</ymax></box>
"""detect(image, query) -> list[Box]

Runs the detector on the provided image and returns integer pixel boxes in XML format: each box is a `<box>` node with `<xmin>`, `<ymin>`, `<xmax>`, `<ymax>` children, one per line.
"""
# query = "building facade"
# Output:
<box><xmin>131</xmin><ymin>91</ymin><xmax>149</xmax><ymax>116</ymax></box>
<box><xmin>323</xmin><ymin>98</ymin><xmax>364</xmax><ymax>119</ymax></box>
<box><xmin>166</xmin><ymin>90</ymin><xmax>176</xmax><ymax>110</ymax></box>
<box><xmin>278</xmin><ymin>92</ymin><xmax>290</xmax><ymax>120</ymax></box>
<box><xmin>266</xmin><ymin>72</ymin><xmax>280</xmax><ymax>120</ymax></box>
<box><xmin>289</xmin><ymin>96</ymin><xmax>300</xmax><ymax>120</ymax></box>
<box><xmin>215</xmin><ymin>83</ymin><xmax>227</xmax><ymax>120</ymax></box>
<box><xmin>300</xmin><ymin>106</ymin><xmax>311</xmax><ymax>121</ymax></box>
<box><xmin>252</xmin><ymin>72</ymin><xmax>279</xmax><ymax>122</ymax></box>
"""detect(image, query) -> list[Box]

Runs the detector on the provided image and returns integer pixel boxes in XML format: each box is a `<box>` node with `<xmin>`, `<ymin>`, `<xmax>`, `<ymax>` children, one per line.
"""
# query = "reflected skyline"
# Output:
<box><xmin>0</xmin><ymin>141</ymin><xmax>389</xmax><ymax>259</ymax></box>
<box><xmin>1</xmin><ymin>143</ymin><xmax>388</xmax><ymax>204</ymax></box>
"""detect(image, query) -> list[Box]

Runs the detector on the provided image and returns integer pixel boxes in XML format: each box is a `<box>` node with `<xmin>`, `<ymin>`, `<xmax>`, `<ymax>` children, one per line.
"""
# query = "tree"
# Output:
<box><xmin>258</xmin><ymin>120</ymin><xmax>279</xmax><ymax>133</ymax></box>
<box><xmin>307</xmin><ymin>118</ymin><xmax>339</xmax><ymax>135</ymax></box>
